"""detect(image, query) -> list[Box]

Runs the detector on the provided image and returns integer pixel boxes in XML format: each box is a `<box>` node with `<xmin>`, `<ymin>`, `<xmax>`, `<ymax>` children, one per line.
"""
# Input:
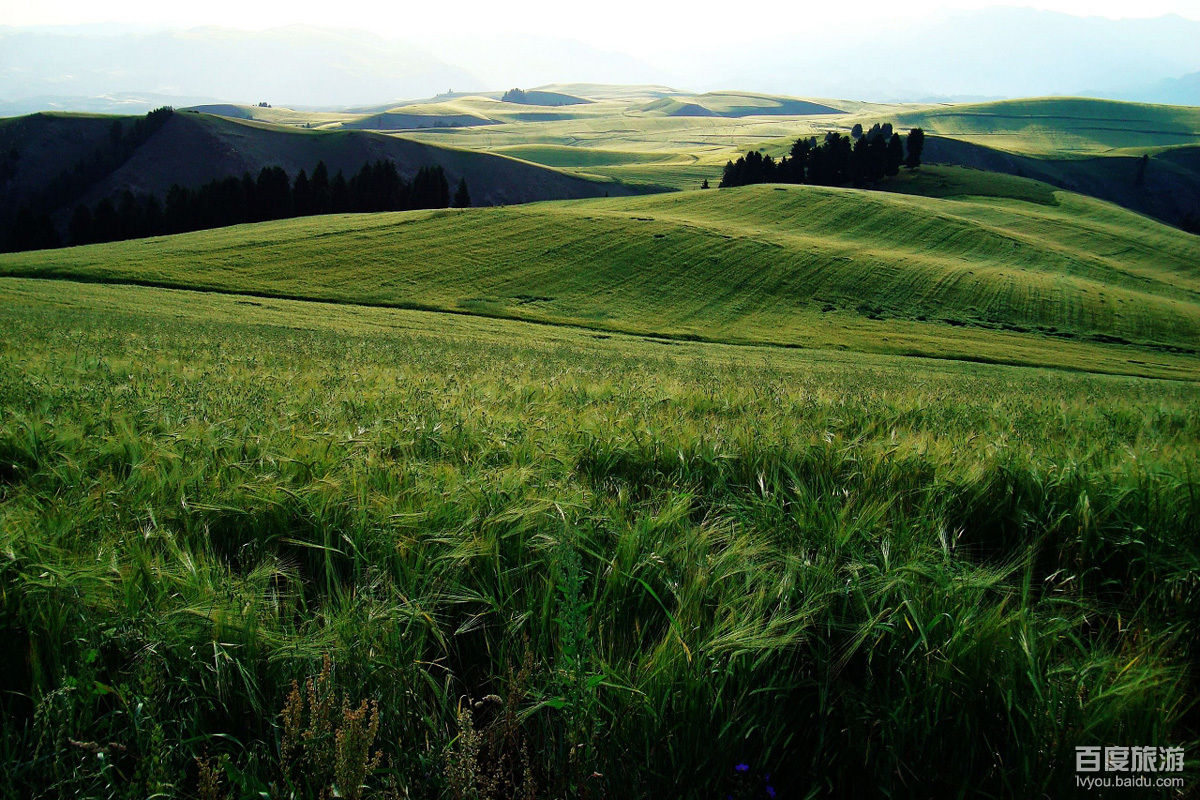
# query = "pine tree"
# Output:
<box><xmin>885</xmin><ymin>133</ymin><xmax>904</xmax><ymax>176</ymax></box>
<box><xmin>311</xmin><ymin>161</ymin><xmax>331</xmax><ymax>213</ymax></box>
<box><xmin>331</xmin><ymin>171</ymin><xmax>349</xmax><ymax>213</ymax></box>
<box><xmin>452</xmin><ymin>177</ymin><xmax>471</xmax><ymax>208</ymax></box>
<box><xmin>293</xmin><ymin>169</ymin><xmax>313</xmax><ymax>215</ymax></box>
<box><xmin>905</xmin><ymin>128</ymin><xmax>925</xmax><ymax>169</ymax></box>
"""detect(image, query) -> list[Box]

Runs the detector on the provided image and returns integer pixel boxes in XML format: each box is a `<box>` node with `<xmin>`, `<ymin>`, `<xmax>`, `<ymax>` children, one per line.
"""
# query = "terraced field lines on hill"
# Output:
<box><xmin>2</xmin><ymin>172</ymin><xmax>1198</xmax><ymax>379</ymax></box>
<box><xmin>885</xmin><ymin>97</ymin><xmax>1200</xmax><ymax>153</ymax></box>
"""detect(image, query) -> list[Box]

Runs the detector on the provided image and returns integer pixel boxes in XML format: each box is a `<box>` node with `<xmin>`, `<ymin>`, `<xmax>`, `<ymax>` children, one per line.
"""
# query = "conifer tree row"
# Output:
<box><xmin>719</xmin><ymin>125</ymin><xmax>925</xmax><ymax>189</ymax></box>
<box><xmin>46</xmin><ymin>160</ymin><xmax>463</xmax><ymax>249</ymax></box>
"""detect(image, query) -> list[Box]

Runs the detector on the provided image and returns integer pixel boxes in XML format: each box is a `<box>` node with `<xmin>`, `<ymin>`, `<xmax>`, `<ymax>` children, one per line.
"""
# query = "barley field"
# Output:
<box><xmin>1</xmin><ymin>276</ymin><xmax>1197</xmax><ymax>797</ymax></box>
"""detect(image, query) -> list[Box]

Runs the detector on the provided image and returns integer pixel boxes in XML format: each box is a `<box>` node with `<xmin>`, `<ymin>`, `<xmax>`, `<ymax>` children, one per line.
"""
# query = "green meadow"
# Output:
<box><xmin>886</xmin><ymin>97</ymin><xmax>1200</xmax><ymax>154</ymax></box>
<box><xmin>2</xmin><ymin>275</ymin><xmax>1198</xmax><ymax>798</ymax></box>
<box><xmin>4</xmin><ymin>171</ymin><xmax>1198</xmax><ymax>380</ymax></box>
<box><xmin>3</xmin><ymin>87</ymin><xmax>1200</xmax><ymax>798</ymax></box>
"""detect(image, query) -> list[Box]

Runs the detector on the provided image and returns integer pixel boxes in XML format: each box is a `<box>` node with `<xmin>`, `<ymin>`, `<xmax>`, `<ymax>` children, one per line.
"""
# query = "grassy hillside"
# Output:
<box><xmin>104</xmin><ymin>113</ymin><xmax>640</xmax><ymax>205</ymax></box>
<box><xmin>2</xmin><ymin>275</ymin><xmax>1198</xmax><ymax>797</ymax></box>
<box><xmin>635</xmin><ymin>92</ymin><xmax>844</xmax><ymax>118</ymax></box>
<box><xmin>918</xmin><ymin>135</ymin><xmax>1200</xmax><ymax>231</ymax></box>
<box><xmin>887</xmin><ymin>97</ymin><xmax>1200</xmax><ymax>154</ymax></box>
<box><xmin>339</xmin><ymin>96</ymin><xmax>619</xmax><ymax>128</ymax></box>
<box><xmin>3</xmin><ymin>173</ymin><xmax>1198</xmax><ymax>379</ymax></box>
<box><xmin>837</xmin><ymin>97</ymin><xmax>1200</xmax><ymax>229</ymax></box>
<box><xmin>404</xmin><ymin>114</ymin><xmax>842</xmax><ymax>189</ymax></box>
<box><xmin>184</xmin><ymin>104</ymin><xmax>360</xmax><ymax>128</ymax></box>
<box><xmin>395</xmin><ymin>94</ymin><xmax>1200</xmax><ymax>221</ymax></box>
<box><xmin>339</xmin><ymin>110</ymin><xmax>496</xmax><ymax>130</ymax></box>
<box><xmin>500</xmin><ymin>89</ymin><xmax>591</xmax><ymax>106</ymax></box>
<box><xmin>532</xmin><ymin>83</ymin><xmax>682</xmax><ymax>101</ymax></box>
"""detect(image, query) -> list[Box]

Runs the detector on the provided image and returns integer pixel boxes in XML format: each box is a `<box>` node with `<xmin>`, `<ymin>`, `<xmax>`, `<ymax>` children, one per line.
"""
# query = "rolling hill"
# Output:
<box><xmin>888</xmin><ymin>97</ymin><xmax>1200</xmax><ymax>153</ymax></box>
<box><xmin>861</xmin><ymin>98</ymin><xmax>1200</xmax><ymax>229</ymax></box>
<box><xmin>0</xmin><ymin>110</ymin><xmax>641</xmax><ymax>240</ymax></box>
<box><xmin>635</xmin><ymin>92</ymin><xmax>845</xmax><ymax>118</ymax></box>
<box><xmin>499</xmin><ymin>89</ymin><xmax>591</xmax><ymax>106</ymax></box>
<box><xmin>3</xmin><ymin>169</ymin><xmax>1197</xmax><ymax>379</ymax></box>
<box><xmin>917</xmin><ymin>136</ymin><xmax>1200</xmax><ymax>233</ymax></box>
<box><xmin>335</xmin><ymin>97</ymin><xmax>600</xmax><ymax>129</ymax></box>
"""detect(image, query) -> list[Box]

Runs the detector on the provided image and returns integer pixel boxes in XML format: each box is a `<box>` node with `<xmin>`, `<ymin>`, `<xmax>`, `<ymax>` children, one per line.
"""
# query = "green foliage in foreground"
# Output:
<box><xmin>1</xmin><ymin>280</ymin><xmax>1198</xmax><ymax>797</ymax></box>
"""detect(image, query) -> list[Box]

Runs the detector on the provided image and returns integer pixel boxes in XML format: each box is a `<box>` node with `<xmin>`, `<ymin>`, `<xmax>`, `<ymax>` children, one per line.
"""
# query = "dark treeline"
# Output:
<box><xmin>60</xmin><ymin>160</ymin><xmax>465</xmax><ymax>249</ymax></box>
<box><xmin>3</xmin><ymin>106</ymin><xmax>177</xmax><ymax>252</ymax></box>
<box><xmin>720</xmin><ymin>124</ymin><xmax>925</xmax><ymax>189</ymax></box>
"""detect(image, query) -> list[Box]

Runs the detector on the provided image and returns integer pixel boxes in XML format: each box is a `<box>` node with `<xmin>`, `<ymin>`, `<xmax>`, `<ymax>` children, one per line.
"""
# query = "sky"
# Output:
<box><xmin>3</xmin><ymin>0</ymin><xmax>1200</xmax><ymax>49</ymax></box>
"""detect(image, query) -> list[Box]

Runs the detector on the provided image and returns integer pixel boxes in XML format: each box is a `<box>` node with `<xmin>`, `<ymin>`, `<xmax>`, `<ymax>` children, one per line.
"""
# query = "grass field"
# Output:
<box><xmin>168</xmin><ymin>93</ymin><xmax>1200</xmax><ymax>211</ymax></box>
<box><xmin>884</xmin><ymin>97</ymin><xmax>1200</xmax><ymax>155</ymax></box>
<box><xmin>400</xmin><ymin>112</ymin><xmax>847</xmax><ymax>189</ymax></box>
<box><xmin>388</xmin><ymin>94</ymin><xmax>1200</xmax><ymax>211</ymax></box>
<box><xmin>1</xmin><ymin>274</ymin><xmax>1198</xmax><ymax>798</ymax></box>
<box><xmin>3</xmin><ymin>87</ymin><xmax>1200</xmax><ymax>798</ymax></box>
<box><xmin>3</xmin><ymin>171</ymin><xmax>1198</xmax><ymax>380</ymax></box>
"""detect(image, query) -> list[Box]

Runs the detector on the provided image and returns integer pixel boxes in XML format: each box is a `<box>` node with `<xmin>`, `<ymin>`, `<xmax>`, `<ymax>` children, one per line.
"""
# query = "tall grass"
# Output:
<box><xmin>1</xmin><ymin>289</ymin><xmax>1197</xmax><ymax>797</ymax></box>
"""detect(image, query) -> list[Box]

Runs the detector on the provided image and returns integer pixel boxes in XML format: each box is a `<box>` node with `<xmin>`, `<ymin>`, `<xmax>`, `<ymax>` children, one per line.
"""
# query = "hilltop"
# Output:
<box><xmin>634</xmin><ymin>92</ymin><xmax>845</xmax><ymax>118</ymax></box>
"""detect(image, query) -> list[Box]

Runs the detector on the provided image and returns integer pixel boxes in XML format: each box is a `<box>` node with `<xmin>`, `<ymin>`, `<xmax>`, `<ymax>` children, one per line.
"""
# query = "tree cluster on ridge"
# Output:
<box><xmin>719</xmin><ymin>125</ymin><xmax>925</xmax><ymax>189</ymax></box>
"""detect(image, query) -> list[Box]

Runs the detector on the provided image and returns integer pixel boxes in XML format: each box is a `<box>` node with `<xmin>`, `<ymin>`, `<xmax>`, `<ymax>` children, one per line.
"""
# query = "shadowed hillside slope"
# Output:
<box><xmin>839</xmin><ymin>98</ymin><xmax>1200</xmax><ymax>229</ymax></box>
<box><xmin>919</xmin><ymin>135</ymin><xmax>1200</xmax><ymax>231</ymax></box>
<box><xmin>0</xmin><ymin>113</ymin><xmax>123</xmax><ymax>200</ymax></box>
<box><xmin>0</xmin><ymin>110</ymin><xmax>639</xmax><ymax>229</ymax></box>
<box><xmin>104</xmin><ymin>113</ymin><xmax>639</xmax><ymax>205</ymax></box>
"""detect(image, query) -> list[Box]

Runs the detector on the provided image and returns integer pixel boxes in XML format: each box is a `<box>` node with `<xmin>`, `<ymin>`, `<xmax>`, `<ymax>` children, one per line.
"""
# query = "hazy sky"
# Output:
<box><xmin>4</xmin><ymin>0</ymin><xmax>1199</xmax><ymax>46</ymax></box>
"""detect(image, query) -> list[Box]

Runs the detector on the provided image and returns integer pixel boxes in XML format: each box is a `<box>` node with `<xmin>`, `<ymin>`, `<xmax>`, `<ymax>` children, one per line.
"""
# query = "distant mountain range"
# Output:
<box><xmin>1116</xmin><ymin>72</ymin><xmax>1200</xmax><ymax>106</ymax></box>
<box><xmin>0</xmin><ymin>25</ymin><xmax>476</xmax><ymax>109</ymax></box>
<box><xmin>2</xmin><ymin>11</ymin><xmax>1199</xmax><ymax>114</ymax></box>
<box><xmin>672</xmin><ymin>9</ymin><xmax>1200</xmax><ymax>103</ymax></box>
